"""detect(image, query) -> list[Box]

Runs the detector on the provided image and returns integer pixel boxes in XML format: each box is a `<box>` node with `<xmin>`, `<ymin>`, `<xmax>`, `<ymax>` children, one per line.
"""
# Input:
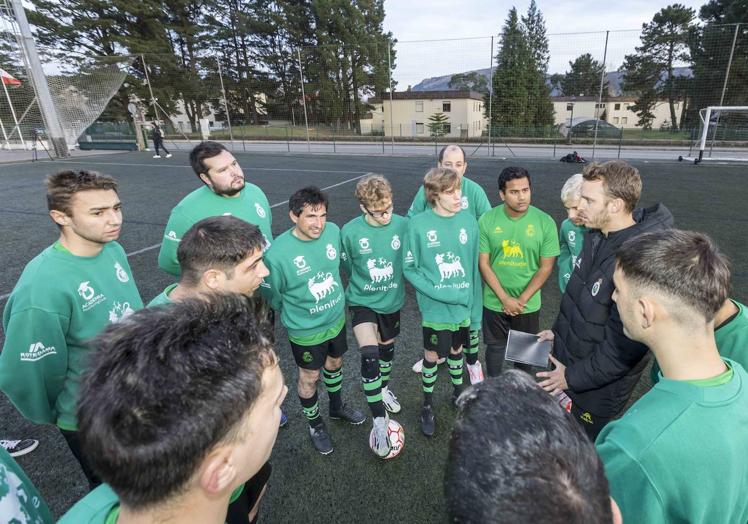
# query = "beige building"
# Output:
<box><xmin>553</xmin><ymin>96</ymin><xmax>686</xmax><ymax>130</ymax></box>
<box><xmin>361</xmin><ymin>90</ymin><xmax>487</xmax><ymax>138</ymax></box>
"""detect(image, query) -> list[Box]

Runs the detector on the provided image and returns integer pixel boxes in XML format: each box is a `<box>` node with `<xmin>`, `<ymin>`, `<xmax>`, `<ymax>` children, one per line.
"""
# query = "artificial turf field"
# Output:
<box><xmin>0</xmin><ymin>150</ymin><xmax>746</xmax><ymax>522</ymax></box>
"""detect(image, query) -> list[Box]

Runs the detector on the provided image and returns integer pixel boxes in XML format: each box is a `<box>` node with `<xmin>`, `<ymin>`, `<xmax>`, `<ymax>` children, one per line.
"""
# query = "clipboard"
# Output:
<box><xmin>504</xmin><ymin>329</ymin><xmax>552</xmax><ymax>368</ymax></box>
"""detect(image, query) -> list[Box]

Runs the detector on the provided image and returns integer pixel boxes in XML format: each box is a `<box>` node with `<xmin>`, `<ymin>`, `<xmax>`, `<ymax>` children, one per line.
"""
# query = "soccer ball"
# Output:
<box><xmin>370</xmin><ymin>418</ymin><xmax>405</xmax><ymax>460</ymax></box>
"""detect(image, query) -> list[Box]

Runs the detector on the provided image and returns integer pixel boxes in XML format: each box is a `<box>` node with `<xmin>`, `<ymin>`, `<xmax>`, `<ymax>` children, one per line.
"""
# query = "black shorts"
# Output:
<box><xmin>482</xmin><ymin>308</ymin><xmax>540</xmax><ymax>346</ymax></box>
<box><xmin>226</xmin><ymin>461</ymin><xmax>272</xmax><ymax>524</ymax></box>
<box><xmin>289</xmin><ymin>325</ymin><xmax>348</xmax><ymax>370</ymax></box>
<box><xmin>349</xmin><ymin>306</ymin><xmax>401</xmax><ymax>341</ymax></box>
<box><xmin>422</xmin><ymin>325</ymin><xmax>469</xmax><ymax>358</ymax></box>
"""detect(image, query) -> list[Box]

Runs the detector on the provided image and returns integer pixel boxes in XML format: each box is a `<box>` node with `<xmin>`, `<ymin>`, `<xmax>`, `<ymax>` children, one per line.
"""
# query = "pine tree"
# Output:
<box><xmin>427</xmin><ymin>112</ymin><xmax>450</xmax><ymax>137</ymax></box>
<box><xmin>521</xmin><ymin>0</ymin><xmax>554</xmax><ymax>128</ymax></box>
<box><xmin>622</xmin><ymin>4</ymin><xmax>695</xmax><ymax>130</ymax></box>
<box><xmin>561</xmin><ymin>54</ymin><xmax>607</xmax><ymax>97</ymax></box>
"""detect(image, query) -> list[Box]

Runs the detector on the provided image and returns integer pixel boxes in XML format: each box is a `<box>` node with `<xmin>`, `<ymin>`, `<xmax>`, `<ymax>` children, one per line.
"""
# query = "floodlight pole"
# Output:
<box><xmin>591</xmin><ymin>31</ymin><xmax>609</xmax><ymax>161</ymax></box>
<box><xmin>709</xmin><ymin>23</ymin><xmax>740</xmax><ymax>155</ymax></box>
<box><xmin>387</xmin><ymin>43</ymin><xmax>395</xmax><ymax>154</ymax></box>
<box><xmin>297</xmin><ymin>48</ymin><xmax>311</xmax><ymax>152</ymax></box>
<box><xmin>487</xmin><ymin>36</ymin><xmax>494</xmax><ymax>156</ymax></box>
<box><xmin>10</xmin><ymin>0</ymin><xmax>67</xmax><ymax>157</ymax></box>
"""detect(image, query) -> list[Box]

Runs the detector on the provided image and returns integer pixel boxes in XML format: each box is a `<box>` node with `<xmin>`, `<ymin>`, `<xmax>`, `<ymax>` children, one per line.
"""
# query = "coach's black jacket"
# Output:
<box><xmin>552</xmin><ymin>203</ymin><xmax>674</xmax><ymax>417</ymax></box>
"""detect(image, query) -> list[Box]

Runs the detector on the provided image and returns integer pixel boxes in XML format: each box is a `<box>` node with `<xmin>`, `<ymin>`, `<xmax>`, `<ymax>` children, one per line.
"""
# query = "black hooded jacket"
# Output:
<box><xmin>552</xmin><ymin>203</ymin><xmax>674</xmax><ymax>417</ymax></box>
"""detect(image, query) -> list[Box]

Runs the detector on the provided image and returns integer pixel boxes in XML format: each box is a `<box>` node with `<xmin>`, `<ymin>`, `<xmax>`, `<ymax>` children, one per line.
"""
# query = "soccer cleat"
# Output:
<box><xmin>371</xmin><ymin>415</ymin><xmax>391</xmax><ymax>458</ymax></box>
<box><xmin>153</xmin><ymin>154</ymin><xmax>161</xmax><ymax>158</ymax></box>
<box><xmin>309</xmin><ymin>424</ymin><xmax>333</xmax><ymax>455</ymax></box>
<box><xmin>329</xmin><ymin>403</ymin><xmax>366</xmax><ymax>425</ymax></box>
<box><xmin>0</xmin><ymin>439</ymin><xmax>39</xmax><ymax>457</ymax></box>
<box><xmin>279</xmin><ymin>410</ymin><xmax>288</xmax><ymax>428</ymax></box>
<box><xmin>420</xmin><ymin>405</ymin><xmax>435</xmax><ymax>437</ymax></box>
<box><xmin>466</xmin><ymin>361</ymin><xmax>485</xmax><ymax>385</ymax></box>
<box><xmin>381</xmin><ymin>386</ymin><xmax>401</xmax><ymax>413</ymax></box>
<box><xmin>165</xmin><ymin>153</ymin><xmax>172</xmax><ymax>158</ymax></box>
<box><xmin>411</xmin><ymin>357</ymin><xmax>446</xmax><ymax>373</ymax></box>
<box><xmin>452</xmin><ymin>385</ymin><xmax>467</xmax><ymax>407</ymax></box>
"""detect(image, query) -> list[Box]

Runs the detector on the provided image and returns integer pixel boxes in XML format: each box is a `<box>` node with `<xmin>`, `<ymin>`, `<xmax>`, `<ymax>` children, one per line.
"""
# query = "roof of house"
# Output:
<box><xmin>369</xmin><ymin>90</ymin><xmax>485</xmax><ymax>104</ymax></box>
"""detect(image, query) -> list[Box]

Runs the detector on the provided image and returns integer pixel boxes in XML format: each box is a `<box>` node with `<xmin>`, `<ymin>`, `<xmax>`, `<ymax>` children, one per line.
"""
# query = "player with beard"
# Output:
<box><xmin>158</xmin><ymin>141</ymin><xmax>273</xmax><ymax>276</ymax></box>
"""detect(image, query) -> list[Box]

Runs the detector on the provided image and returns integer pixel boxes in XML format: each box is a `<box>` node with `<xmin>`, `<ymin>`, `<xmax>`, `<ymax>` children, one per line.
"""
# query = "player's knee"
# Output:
<box><xmin>361</xmin><ymin>345</ymin><xmax>379</xmax><ymax>363</ymax></box>
<box><xmin>424</xmin><ymin>350</ymin><xmax>438</xmax><ymax>363</ymax></box>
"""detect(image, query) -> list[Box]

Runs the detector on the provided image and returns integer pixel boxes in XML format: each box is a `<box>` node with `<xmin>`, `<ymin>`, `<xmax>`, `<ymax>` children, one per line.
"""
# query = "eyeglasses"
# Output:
<box><xmin>364</xmin><ymin>205</ymin><xmax>393</xmax><ymax>219</ymax></box>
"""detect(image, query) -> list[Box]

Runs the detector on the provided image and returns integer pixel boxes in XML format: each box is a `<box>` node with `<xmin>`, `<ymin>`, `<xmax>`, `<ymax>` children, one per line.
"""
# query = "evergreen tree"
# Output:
<box><xmin>488</xmin><ymin>3</ymin><xmax>553</xmax><ymax>135</ymax></box>
<box><xmin>687</xmin><ymin>0</ymin><xmax>748</xmax><ymax>127</ymax></box>
<box><xmin>427</xmin><ymin>111</ymin><xmax>450</xmax><ymax>137</ymax></box>
<box><xmin>449</xmin><ymin>72</ymin><xmax>489</xmax><ymax>94</ymax></box>
<box><xmin>560</xmin><ymin>53</ymin><xmax>607</xmax><ymax>97</ymax></box>
<box><xmin>622</xmin><ymin>4</ymin><xmax>695</xmax><ymax>130</ymax></box>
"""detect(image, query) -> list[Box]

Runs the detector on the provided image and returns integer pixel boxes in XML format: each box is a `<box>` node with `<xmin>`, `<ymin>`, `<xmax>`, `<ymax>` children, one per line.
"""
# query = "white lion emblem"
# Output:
<box><xmin>308</xmin><ymin>272</ymin><xmax>339</xmax><ymax>302</ymax></box>
<box><xmin>435</xmin><ymin>252</ymin><xmax>465</xmax><ymax>281</ymax></box>
<box><xmin>367</xmin><ymin>258</ymin><xmax>393</xmax><ymax>282</ymax></box>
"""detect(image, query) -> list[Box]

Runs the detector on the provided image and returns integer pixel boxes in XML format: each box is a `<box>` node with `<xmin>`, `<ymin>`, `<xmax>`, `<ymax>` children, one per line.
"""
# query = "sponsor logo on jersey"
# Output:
<box><xmin>308</xmin><ymin>272</ymin><xmax>339</xmax><ymax>303</ymax></box>
<box><xmin>358</xmin><ymin>237</ymin><xmax>372</xmax><ymax>254</ymax></box>
<box><xmin>108</xmin><ymin>301</ymin><xmax>135</xmax><ymax>323</ymax></box>
<box><xmin>526</xmin><ymin>224</ymin><xmax>535</xmax><ymax>237</ymax></box>
<box><xmin>459</xmin><ymin>228</ymin><xmax>468</xmax><ymax>245</ymax></box>
<box><xmin>293</xmin><ymin>255</ymin><xmax>311</xmax><ymax>276</ymax></box>
<box><xmin>404</xmin><ymin>250</ymin><xmax>414</xmax><ymax>264</ymax></box>
<box><xmin>460</xmin><ymin>196</ymin><xmax>468</xmax><ymax>210</ymax></box>
<box><xmin>574</xmin><ymin>257</ymin><xmax>582</xmax><ymax>269</ymax></box>
<box><xmin>326</xmin><ymin>243</ymin><xmax>337</xmax><ymax>260</ymax></box>
<box><xmin>20</xmin><ymin>341</ymin><xmax>57</xmax><ymax>362</ymax></box>
<box><xmin>340</xmin><ymin>251</ymin><xmax>348</xmax><ymax>262</ymax></box>
<box><xmin>114</xmin><ymin>261</ymin><xmax>129</xmax><ymax>283</ymax></box>
<box><xmin>494</xmin><ymin>226</ymin><xmax>503</xmax><ymax>234</ymax></box>
<box><xmin>255</xmin><ymin>202</ymin><xmax>266</xmax><ymax>218</ymax></box>
<box><xmin>568</xmin><ymin>230</ymin><xmax>576</xmax><ymax>243</ymax></box>
<box><xmin>367</xmin><ymin>258</ymin><xmax>393</xmax><ymax>283</ymax></box>
<box><xmin>435</xmin><ymin>252</ymin><xmax>465</xmax><ymax>281</ymax></box>
<box><xmin>591</xmin><ymin>278</ymin><xmax>602</xmax><ymax>297</ymax></box>
<box><xmin>501</xmin><ymin>240</ymin><xmax>524</xmax><ymax>259</ymax></box>
<box><xmin>166</xmin><ymin>230</ymin><xmax>180</xmax><ymax>242</ymax></box>
<box><xmin>78</xmin><ymin>281</ymin><xmax>95</xmax><ymax>301</ymax></box>
<box><xmin>262</xmin><ymin>234</ymin><xmax>271</xmax><ymax>252</ymax></box>
<box><xmin>302</xmin><ymin>351</ymin><xmax>313</xmax><ymax>363</ymax></box>
<box><xmin>426</xmin><ymin>230</ymin><xmax>440</xmax><ymax>248</ymax></box>
<box><xmin>391</xmin><ymin>235</ymin><xmax>401</xmax><ymax>250</ymax></box>
<box><xmin>430</xmin><ymin>334</ymin><xmax>439</xmax><ymax>346</ymax></box>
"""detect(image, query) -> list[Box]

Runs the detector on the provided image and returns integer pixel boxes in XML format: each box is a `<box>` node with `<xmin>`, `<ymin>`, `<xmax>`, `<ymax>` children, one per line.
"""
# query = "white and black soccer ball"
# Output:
<box><xmin>370</xmin><ymin>418</ymin><xmax>405</xmax><ymax>460</ymax></box>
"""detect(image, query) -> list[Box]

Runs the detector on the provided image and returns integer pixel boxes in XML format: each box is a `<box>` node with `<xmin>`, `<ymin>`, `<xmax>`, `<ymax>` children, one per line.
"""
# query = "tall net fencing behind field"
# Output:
<box><xmin>2</xmin><ymin>13</ymin><xmax>746</xmax><ymax>159</ymax></box>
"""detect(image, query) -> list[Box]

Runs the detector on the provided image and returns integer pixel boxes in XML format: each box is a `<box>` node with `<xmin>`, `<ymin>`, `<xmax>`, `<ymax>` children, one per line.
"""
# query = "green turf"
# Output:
<box><xmin>0</xmin><ymin>152</ymin><xmax>746</xmax><ymax>522</ymax></box>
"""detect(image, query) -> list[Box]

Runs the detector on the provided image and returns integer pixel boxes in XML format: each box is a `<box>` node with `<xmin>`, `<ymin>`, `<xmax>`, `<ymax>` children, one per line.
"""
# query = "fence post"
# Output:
<box><xmin>709</xmin><ymin>23</ymin><xmax>740</xmax><ymax>156</ymax></box>
<box><xmin>618</xmin><ymin>126</ymin><xmax>623</xmax><ymax>158</ymax></box>
<box><xmin>387</xmin><ymin>43</ymin><xmax>395</xmax><ymax>154</ymax></box>
<box><xmin>216</xmin><ymin>59</ymin><xmax>235</xmax><ymax>151</ymax></box>
<box><xmin>296</xmin><ymin>48</ymin><xmax>311</xmax><ymax>152</ymax></box>
<box><xmin>591</xmin><ymin>30</ymin><xmax>609</xmax><ymax>161</ymax></box>
<box><xmin>487</xmin><ymin>35</ymin><xmax>495</xmax><ymax>157</ymax></box>
<box><xmin>285</xmin><ymin>126</ymin><xmax>290</xmax><ymax>152</ymax></box>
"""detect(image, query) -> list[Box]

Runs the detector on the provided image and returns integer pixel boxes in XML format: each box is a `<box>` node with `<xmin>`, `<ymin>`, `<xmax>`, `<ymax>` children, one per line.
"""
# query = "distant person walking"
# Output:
<box><xmin>152</xmin><ymin>122</ymin><xmax>172</xmax><ymax>158</ymax></box>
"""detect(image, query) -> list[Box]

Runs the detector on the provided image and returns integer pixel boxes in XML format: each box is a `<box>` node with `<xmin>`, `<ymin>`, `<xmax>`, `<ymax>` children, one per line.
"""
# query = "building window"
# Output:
<box><xmin>443</xmin><ymin>123</ymin><xmax>451</xmax><ymax>134</ymax></box>
<box><xmin>415</xmin><ymin>100</ymin><xmax>423</xmax><ymax>112</ymax></box>
<box><xmin>614</xmin><ymin>103</ymin><xmax>621</xmax><ymax>110</ymax></box>
<box><xmin>567</xmin><ymin>103</ymin><xmax>574</xmax><ymax>111</ymax></box>
<box><xmin>416</xmin><ymin>123</ymin><xmax>424</xmax><ymax>134</ymax></box>
<box><xmin>596</xmin><ymin>103</ymin><xmax>605</xmax><ymax>109</ymax></box>
<box><xmin>613</xmin><ymin>117</ymin><xmax>620</xmax><ymax>124</ymax></box>
<box><xmin>443</xmin><ymin>102</ymin><xmax>451</xmax><ymax>112</ymax></box>
<box><xmin>621</xmin><ymin>117</ymin><xmax>628</xmax><ymax>124</ymax></box>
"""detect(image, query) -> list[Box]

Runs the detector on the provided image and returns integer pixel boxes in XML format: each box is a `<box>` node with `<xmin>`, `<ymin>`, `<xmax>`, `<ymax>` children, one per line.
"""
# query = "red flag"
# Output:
<box><xmin>0</xmin><ymin>68</ymin><xmax>21</xmax><ymax>87</ymax></box>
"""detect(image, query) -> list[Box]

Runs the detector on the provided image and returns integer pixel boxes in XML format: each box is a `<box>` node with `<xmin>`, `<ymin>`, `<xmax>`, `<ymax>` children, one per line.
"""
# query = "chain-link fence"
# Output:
<box><xmin>2</xmin><ymin>17</ymin><xmax>747</xmax><ymax>160</ymax></box>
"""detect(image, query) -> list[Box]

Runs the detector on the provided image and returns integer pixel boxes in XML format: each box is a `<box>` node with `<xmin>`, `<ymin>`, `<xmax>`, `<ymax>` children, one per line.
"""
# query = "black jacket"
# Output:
<box><xmin>553</xmin><ymin>203</ymin><xmax>674</xmax><ymax>417</ymax></box>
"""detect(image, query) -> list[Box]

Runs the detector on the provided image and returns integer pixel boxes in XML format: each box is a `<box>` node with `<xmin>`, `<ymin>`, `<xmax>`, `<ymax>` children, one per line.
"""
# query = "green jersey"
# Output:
<box><xmin>0</xmin><ymin>242</ymin><xmax>143</xmax><ymax>430</ymax></box>
<box><xmin>651</xmin><ymin>299</ymin><xmax>748</xmax><ymax>384</ymax></box>
<box><xmin>478</xmin><ymin>205</ymin><xmax>559</xmax><ymax>314</ymax></box>
<box><xmin>403</xmin><ymin>208</ymin><xmax>482</xmax><ymax>330</ymax></box>
<box><xmin>406</xmin><ymin>176</ymin><xmax>491</xmax><ymax>220</ymax></box>
<box><xmin>597</xmin><ymin>360</ymin><xmax>748</xmax><ymax>524</ymax></box>
<box><xmin>557</xmin><ymin>218</ymin><xmax>586</xmax><ymax>293</ymax></box>
<box><xmin>0</xmin><ymin>447</ymin><xmax>53</xmax><ymax>523</ymax></box>
<box><xmin>262</xmin><ymin>224</ymin><xmax>345</xmax><ymax>344</ymax></box>
<box><xmin>340</xmin><ymin>214</ymin><xmax>407</xmax><ymax>314</ymax></box>
<box><xmin>147</xmin><ymin>283</ymin><xmax>177</xmax><ymax>307</ymax></box>
<box><xmin>158</xmin><ymin>184</ymin><xmax>273</xmax><ymax>276</ymax></box>
<box><xmin>58</xmin><ymin>484</ymin><xmax>118</xmax><ymax>524</ymax></box>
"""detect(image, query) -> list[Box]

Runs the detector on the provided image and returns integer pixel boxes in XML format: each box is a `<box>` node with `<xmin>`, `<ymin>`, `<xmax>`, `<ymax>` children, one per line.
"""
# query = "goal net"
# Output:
<box><xmin>679</xmin><ymin>106</ymin><xmax>748</xmax><ymax>164</ymax></box>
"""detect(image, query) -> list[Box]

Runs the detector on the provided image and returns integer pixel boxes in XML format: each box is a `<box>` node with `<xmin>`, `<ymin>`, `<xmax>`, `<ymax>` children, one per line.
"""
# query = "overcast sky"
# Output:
<box><xmin>383</xmin><ymin>0</ymin><xmax>707</xmax><ymax>87</ymax></box>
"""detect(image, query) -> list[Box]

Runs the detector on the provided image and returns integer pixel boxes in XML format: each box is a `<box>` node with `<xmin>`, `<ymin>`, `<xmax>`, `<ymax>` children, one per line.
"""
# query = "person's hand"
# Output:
<box><xmin>536</xmin><ymin>354</ymin><xmax>568</xmax><ymax>395</ymax></box>
<box><xmin>537</xmin><ymin>329</ymin><xmax>554</xmax><ymax>342</ymax></box>
<box><xmin>501</xmin><ymin>297</ymin><xmax>524</xmax><ymax>316</ymax></box>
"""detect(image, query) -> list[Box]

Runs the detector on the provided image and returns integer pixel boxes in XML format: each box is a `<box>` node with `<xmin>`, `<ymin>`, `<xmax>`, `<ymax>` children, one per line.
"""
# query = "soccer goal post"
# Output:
<box><xmin>679</xmin><ymin>106</ymin><xmax>748</xmax><ymax>165</ymax></box>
